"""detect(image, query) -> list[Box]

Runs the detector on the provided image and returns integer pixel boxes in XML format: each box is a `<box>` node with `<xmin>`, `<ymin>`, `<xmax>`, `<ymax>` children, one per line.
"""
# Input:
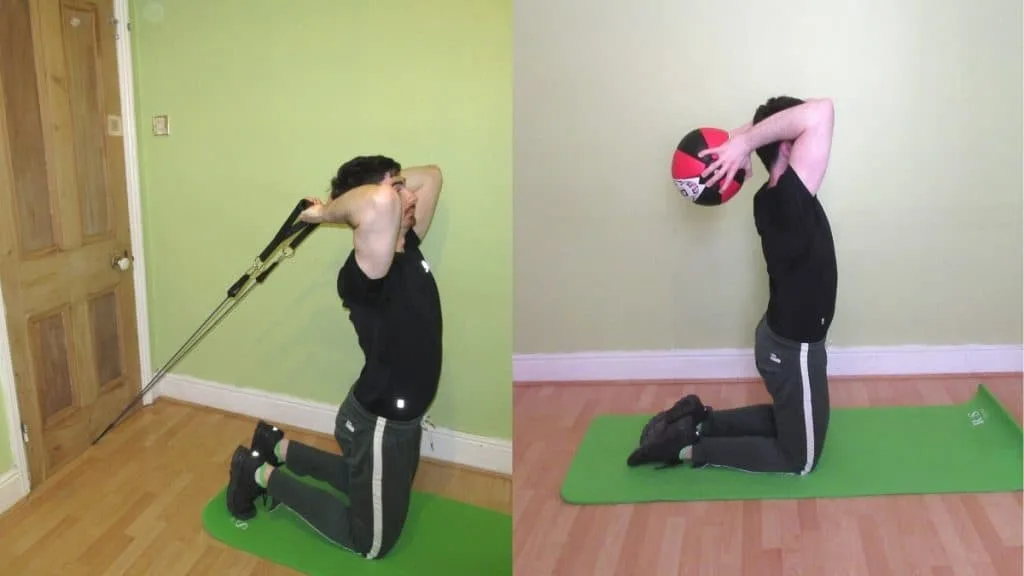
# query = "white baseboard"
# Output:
<box><xmin>513</xmin><ymin>344</ymin><xmax>1024</xmax><ymax>383</ymax></box>
<box><xmin>155</xmin><ymin>374</ymin><xmax>512</xmax><ymax>476</ymax></box>
<box><xmin>0</xmin><ymin>469</ymin><xmax>26</xmax><ymax>516</ymax></box>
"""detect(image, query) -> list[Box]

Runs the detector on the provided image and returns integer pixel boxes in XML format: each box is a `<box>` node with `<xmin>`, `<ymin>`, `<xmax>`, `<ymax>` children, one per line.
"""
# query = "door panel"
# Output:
<box><xmin>33</xmin><ymin>309</ymin><xmax>75</xmax><ymax>422</ymax></box>
<box><xmin>63</xmin><ymin>2</ymin><xmax>112</xmax><ymax>240</ymax></box>
<box><xmin>0</xmin><ymin>0</ymin><xmax>141</xmax><ymax>488</ymax></box>
<box><xmin>0</xmin><ymin>0</ymin><xmax>56</xmax><ymax>255</ymax></box>
<box><xmin>90</xmin><ymin>291</ymin><xmax>123</xmax><ymax>385</ymax></box>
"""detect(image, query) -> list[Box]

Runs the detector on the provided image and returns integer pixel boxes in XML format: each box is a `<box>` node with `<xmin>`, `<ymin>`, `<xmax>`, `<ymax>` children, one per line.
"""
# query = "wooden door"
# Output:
<box><xmin>0</xmin><ymin>0</ymin><xmax>141</xmax><ymax>488</ymax></box>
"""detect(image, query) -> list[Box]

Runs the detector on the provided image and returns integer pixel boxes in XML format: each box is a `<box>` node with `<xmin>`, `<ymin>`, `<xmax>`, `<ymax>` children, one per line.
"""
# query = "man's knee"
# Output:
<box><xmin>786</xmin><ymin>443</ymin><xmax>826</xmax><ymax>475</ymax></box>
<box><xmin>779</xmin><ymin>440</ymin><xmax>822</xmax><ymax>475</ymax></box>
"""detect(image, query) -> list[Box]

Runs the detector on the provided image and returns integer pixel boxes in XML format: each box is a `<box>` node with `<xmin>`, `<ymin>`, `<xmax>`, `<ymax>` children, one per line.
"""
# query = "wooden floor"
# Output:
<box><xmin>513</xmin><ymin>373</ymin><xmax>1024</xmax><ymax>576</ymax></box>
<box><xmin>0</xmin><ymin>398</ymin><xmax>511</xmax><ymax>575</ymax></box>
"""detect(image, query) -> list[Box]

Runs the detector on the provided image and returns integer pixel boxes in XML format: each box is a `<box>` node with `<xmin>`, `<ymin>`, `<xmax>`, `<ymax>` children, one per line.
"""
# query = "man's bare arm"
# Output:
<box><xmin>402</xmin><ymin>165</ymin><xmax>443</xmax><ymax>240</ymax></box>
<box><xmin>351</xmin><ymin>187</ymin><xmax>402</xmax><ymax>279</ymax></box>
<box><xmin>301</xmin><ymin>179</ymin><xmax>402</xmax><ymax>279</ymax></box>
<box><xmin>738</xmin><ymin>98</ymin><xmax>835</xmax><ymax>195</ymax></box>
<box><xmin>315</xmin><ymin>184</ymin><xmax>384</xmax><ymax>228</ymax></box>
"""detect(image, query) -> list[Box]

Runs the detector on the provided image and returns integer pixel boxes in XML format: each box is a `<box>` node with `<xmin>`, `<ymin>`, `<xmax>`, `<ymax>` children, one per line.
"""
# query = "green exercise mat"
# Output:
<box><xmin>202</xmin><ymin>476</ymin><xmax>511</xmax><ymax>575</ymax></box>
<box><xmin>562</xmin><ymin>384</ymin><xmax>1023</xmax><ymax>504</ymax></box>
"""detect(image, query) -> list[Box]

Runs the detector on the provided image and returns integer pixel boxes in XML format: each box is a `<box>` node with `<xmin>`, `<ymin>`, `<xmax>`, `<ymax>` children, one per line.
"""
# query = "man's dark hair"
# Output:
<box><xmin>751</xmin><ymin>96</ymin><xmax>805</xmax><ymax>170</ymax></box>
<box><xmin>330</xmin><ymin>155</ymin><xmax>402</xmax><ymax>199</ymax></box>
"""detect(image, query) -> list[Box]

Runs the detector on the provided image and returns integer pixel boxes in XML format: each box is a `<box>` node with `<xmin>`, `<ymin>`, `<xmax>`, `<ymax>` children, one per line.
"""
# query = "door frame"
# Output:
<box><xmin>0</xmin><ymin>0</ymin><xmax>151</xmax><ymax>500</ymax></box>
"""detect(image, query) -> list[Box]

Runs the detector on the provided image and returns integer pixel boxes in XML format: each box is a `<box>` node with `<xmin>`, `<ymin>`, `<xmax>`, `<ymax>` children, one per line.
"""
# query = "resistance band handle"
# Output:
<box><xmin>254</xmin><ymin>223</ymin><xmax>318</xmax><ymax>284</ymax></box>
<box><xmin>257</xmin><ymin>199</ymin><xmax>314</xmax><ymax>262</ymax></box>
<box><xmin>255</xmin><ymin>262</ymin><xmax>279</xmax><ymax>284</ymax></box>
<box><xmin>289</xmin><ymin>222</ymin><xmax>319</xmax><ymax>249</ymax></box>
<box><xmin>231</xmin><ymin>199</ymin><xmax>317</xmax><ymax>298</ymax></box>
<box><xmin>227</xmin><ymin>274</ymin><xmax>250</xmax><ymax>298</ymax></box>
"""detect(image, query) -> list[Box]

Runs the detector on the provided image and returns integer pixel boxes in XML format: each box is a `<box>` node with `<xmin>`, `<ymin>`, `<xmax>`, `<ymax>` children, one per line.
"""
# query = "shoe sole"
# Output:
<box><xmin>227</xmin><ymin>448</ymin><xmax>257</xmax><ymax>521</ymax></box>
<box><xmin>629</xmin><ymin>417</ymin><xmax>698</xmax><ymax>467</ymax></box>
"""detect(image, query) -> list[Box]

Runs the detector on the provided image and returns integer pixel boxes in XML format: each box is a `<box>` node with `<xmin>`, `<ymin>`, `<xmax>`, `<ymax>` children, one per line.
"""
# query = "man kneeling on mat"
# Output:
<box><xmin>629</xmin><ymin>96</ymin><xmax>838</xmax><ymax>475</ymax></box>
<box><xmin>224</xmin><ymin>155</ymin><xmax>444</xmax><ymax>560</ymax></box>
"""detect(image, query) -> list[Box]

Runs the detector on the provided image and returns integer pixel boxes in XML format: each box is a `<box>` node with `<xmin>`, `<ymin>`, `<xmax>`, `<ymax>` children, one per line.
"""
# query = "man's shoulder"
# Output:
<box><xmin>404</xmin><ymin>228</ymin><xmax>423</xmax><ymax>251</ymax></box>
<box><xmin>762</xmin><ymin>167</ymin><xmax>817</xmax><ymax>212</ymax></box>
<box><xmin>778</xmin><ymin>166</ymin><xmax>814</xmax><ymax>195</ymax></box>
<box><xmin>338</xmin><ymin>251</ymin><xmax>388</xmax><ymax>304</ymax></box>
<box><xmin>755</xmin><ymin>166</ymin><xmax>808</xmax><ymax>197</ymax></box>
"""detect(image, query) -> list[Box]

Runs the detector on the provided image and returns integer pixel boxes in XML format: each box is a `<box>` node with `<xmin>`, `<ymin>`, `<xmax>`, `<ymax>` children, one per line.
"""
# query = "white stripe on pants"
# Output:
<box><xmin>366</xmin><ymin>416</ymin><xmax>387</xmax><ymax>559</ymax></box>
<box><xmin>798</xmin><ymin>343</ymin><xmax>814</xmax><ymax>475</ymax></box>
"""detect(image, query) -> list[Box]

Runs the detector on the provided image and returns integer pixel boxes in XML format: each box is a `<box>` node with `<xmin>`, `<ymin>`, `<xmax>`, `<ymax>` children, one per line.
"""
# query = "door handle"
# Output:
<box><xmin>111</xmin><ymin>250</ymin><xmax>133</xmax><ymax>271</ymax></box>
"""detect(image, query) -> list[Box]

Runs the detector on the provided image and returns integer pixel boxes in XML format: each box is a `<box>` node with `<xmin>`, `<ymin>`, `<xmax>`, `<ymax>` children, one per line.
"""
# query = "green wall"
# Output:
<box><xmin>129</xmin><ymin>0</ymin><xmax>512</xmax><ymax>438</ymax></box>
<box><xmin>514</xmin><ymin>0</ymin><xmax>1022</xmax><ymax>354</ymax></box>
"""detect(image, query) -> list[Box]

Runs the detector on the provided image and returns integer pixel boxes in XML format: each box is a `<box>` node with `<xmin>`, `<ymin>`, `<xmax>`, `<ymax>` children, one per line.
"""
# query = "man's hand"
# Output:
<box><xmin>299</xmin><ymin>197</ymin><xmax>327</xmax><ymax>223</ymax></box>
<box><xmin>698</xmin><ymin>131</ymin><xmax>754</xmax><ymax>190</ymax></box>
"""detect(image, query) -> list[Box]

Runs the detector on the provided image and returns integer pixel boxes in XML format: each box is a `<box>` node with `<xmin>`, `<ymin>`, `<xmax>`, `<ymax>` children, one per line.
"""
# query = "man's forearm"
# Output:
<box><xmin>738</xmin><ymin>99</ymin><xmax>831</xmax><ymax>151</ymax></box>
<box><xmin>731</xmin><ymin>122</ymin><xmax>753</xmax><ymax>137</ymax></box>
<box><xmin>401</xmin><ymin>165</ymin><xmax>442</xmax><ymax>193</ymax></box>
<box><xmin>322</xmin><ymin>185</ymin><xmax>388</xmax><ymax>227</ymax></box>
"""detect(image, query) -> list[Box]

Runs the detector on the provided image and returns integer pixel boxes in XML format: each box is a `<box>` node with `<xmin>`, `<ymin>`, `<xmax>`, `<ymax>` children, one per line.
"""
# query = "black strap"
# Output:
<box><xmin>229</xmin><ymin>199</ymin><xmax>319</xmax><ymax>297</ymax></box>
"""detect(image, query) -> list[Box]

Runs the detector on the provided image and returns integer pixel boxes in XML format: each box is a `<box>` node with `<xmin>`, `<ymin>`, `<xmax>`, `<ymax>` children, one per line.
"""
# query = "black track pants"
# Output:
<box><xmin>692</xmin><ymin>315</ymin><xmax>830</xmax><ymax>474</ymax></box>
<box><xmin>266</xmin><ymin>390</ymin><xmax>423</xmax><ymax>559</ymax></box>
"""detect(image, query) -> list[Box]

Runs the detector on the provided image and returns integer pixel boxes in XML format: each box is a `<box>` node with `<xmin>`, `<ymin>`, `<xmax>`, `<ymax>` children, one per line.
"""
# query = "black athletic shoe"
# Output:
<box><xmin>627</xmin><ymin>415</ymin><xmax>699</xmax><ymax>469</ymax></box>
<box><xmin>226</xmin><ymin>445</ymin><xmax>268</xmax><ymax>520</ymax></box>
<box><xmin>638</xmin><ymin>394</ymin><xmax>710</xmax><ymax>446</ymax></box>
<box><xmin>250</xmin><ymin>420</ymin><xmax>285</xmax><ymax>467</ymax></box>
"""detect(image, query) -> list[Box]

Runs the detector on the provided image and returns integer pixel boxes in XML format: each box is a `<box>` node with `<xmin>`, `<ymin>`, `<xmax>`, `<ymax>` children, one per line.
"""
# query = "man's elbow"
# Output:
<box><xmin>423</xmin><ymin>164</ymin><xmax>443</xmax><ymax>188</ymax></box>
<box><xmin>342</xmin><ymin>184</ymin><xmax>397</xmax><ymax>227</ymax></box>
<box><xmin>369</xmin><ymin>185</ymin><xmax>401</xmax><ymax>216</ymax></box>
<box><xmin>419</xmin><ymin>165</ymin><xmax>443</xmax><ymax>199</ymax></box>
<box><xmin>810</xmin><ymin>98</ymin><xmax>834</xmax><ymax>126</ymax></box>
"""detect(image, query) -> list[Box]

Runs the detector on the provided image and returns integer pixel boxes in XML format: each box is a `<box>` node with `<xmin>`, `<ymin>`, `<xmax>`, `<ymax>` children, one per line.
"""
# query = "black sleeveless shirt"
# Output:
<box><xmin>337</xmin><ymin>229</ymin><xmax>443</xmax><ymax>420</ymax></box>
<box><xmin>753</xmin><ymin>166</ymin><xmax>838</xmax><ymax>343</ymax></box>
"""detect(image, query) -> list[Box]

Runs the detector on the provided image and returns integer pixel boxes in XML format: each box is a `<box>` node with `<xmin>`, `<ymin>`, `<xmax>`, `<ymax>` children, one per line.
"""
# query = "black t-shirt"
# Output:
<box><xmin>753</xmin><ymin>166</ymin><xmax>838</xmax><ymax>343</ymax></box>
<box><xmin>337</xmin><ymin>229</ymin><xmax>443</xmax><ymax>420</ymax></box>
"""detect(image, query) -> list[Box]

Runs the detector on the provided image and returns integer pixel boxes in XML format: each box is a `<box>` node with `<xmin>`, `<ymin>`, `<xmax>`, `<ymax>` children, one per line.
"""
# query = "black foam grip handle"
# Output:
<box><xmin>289</xmin><ymin>223</ymin><xmax>319</xmax><ymax>249</ymax></box>
<box><xmin>228</xmin><ymin>274</ymin><xmax>250</xmax><ymax>298</ymax></box>
<box><xmin>257</xmin><ymin>199</ymin><xmax>315</xmax><ymax>262</ymax></box>
<box><xmin>258</xmin><ymin>236</ymin><xmax>283</xmax><ymax>264</ymax></box>
<box><xmin>255</xmin><ymin>262</ymin><xmax>279</xmax><ymax>284</ymax></box>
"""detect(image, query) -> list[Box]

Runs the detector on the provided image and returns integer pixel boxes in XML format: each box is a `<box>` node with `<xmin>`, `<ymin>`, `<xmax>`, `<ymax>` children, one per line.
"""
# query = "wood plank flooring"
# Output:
<box><xmin>2</xmin><ymin>374</ymin><xmax>1020</xmax><ymax>574</ymax></box>
<box><xmin>513</xmin><ymin>373</ymin><xmax>1023</xmax><ymax>576</ymax></box>
<box><xmin>0</xmin><ymin>398</ymin><xmax>511</xmax><ymax>575</ymax></box>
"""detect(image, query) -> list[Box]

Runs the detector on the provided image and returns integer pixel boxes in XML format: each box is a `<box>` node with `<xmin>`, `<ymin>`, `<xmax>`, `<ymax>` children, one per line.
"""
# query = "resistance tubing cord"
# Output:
<box><xmin>92</xmin><ymin>199</ymin><xmax>320</xmax><ymax>445</ymax></box>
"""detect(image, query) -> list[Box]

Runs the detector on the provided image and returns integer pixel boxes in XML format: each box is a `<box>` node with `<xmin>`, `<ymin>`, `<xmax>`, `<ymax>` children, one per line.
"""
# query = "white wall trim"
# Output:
<box><xmin>0</xmin><ymin>281</ymin><xmax>30</xmax><ymax>500</ymax></box>
<box><xmin>114</xmin><ymin>0</ymin><xmax>155</xmax><ymax>405</ymax></box>
<box><xmin>155</xmin><ymin>374</ymin><xmax>513</xmax><ymax>476</ymax></box>
<box><xmin>513</xmin><ymin>344</ymin><xmax>1024</xmax><ymax>383</ymax></box>
<box><xmin>0</xmin><ymin>469</ymin><xmax>25</xmax><ymax>516</ymax></box>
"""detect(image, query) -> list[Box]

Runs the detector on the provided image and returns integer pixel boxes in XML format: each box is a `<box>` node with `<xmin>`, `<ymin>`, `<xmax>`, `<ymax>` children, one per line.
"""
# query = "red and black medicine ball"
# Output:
<box><xmin>671</xmin><ymin>127</ymin><xmax>745</xmax><ymax>206</ymax></box>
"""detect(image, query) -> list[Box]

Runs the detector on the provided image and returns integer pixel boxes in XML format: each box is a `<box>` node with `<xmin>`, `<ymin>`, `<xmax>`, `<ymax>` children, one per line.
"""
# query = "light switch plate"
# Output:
<box><xmin>152</xmin><ymin>115</ymin><xmax>170</xmax><ymax>136</ymax></box>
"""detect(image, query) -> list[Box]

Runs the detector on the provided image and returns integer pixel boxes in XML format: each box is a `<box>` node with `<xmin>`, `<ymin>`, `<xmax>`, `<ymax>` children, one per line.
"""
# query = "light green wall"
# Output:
<box><xmin>0</xmin><ymin>379</ymin><xmax>11</xmax><ymax>474</ymax></box>
<box><xmin>130</xmin><ymin>0</ymin><xmax>512</xmax><ymax>438</ymax></box>
<box><xmin>514</xmin><ymin>0</ymin><xmax>1023</xmax><ymax>354</ymax></box>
